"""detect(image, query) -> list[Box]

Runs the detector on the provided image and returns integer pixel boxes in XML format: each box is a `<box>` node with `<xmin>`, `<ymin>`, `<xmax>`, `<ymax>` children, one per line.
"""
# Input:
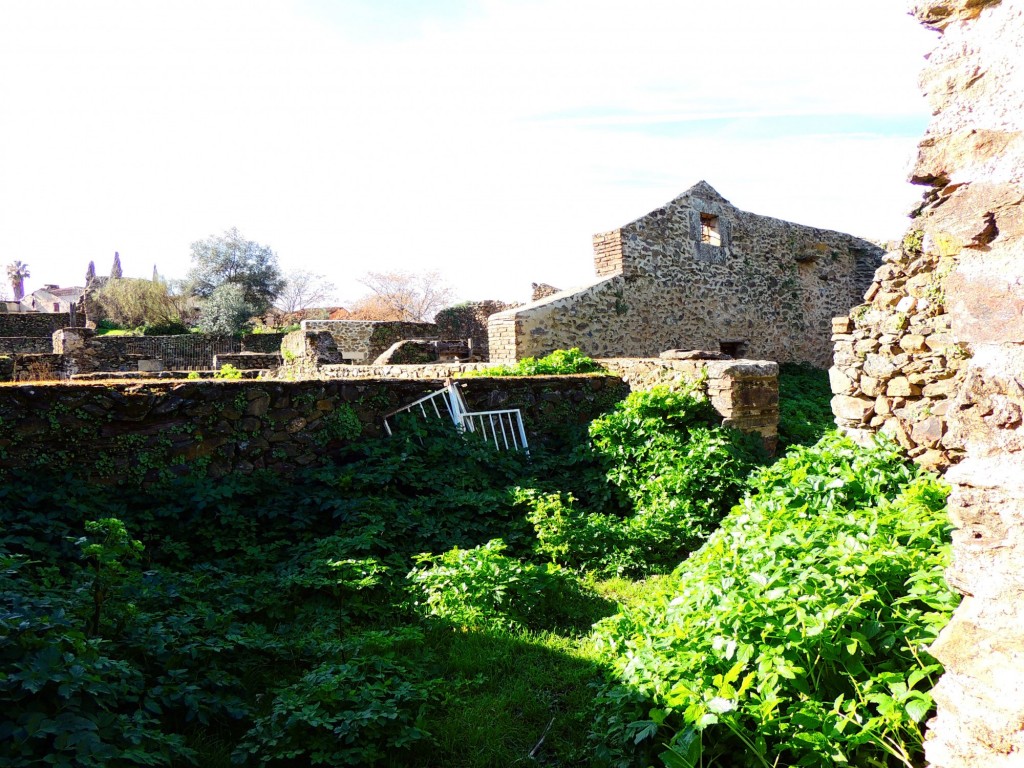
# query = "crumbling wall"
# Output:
<box><xmin>434</xmin><ymin>301</ymin><xmax>518</xmax><ymax>359</ymax></box>
<box><xmin>910</xmin><ymin>2</ymin><xmax>1024</xmax><ymax>765</ymax></box>
<box><xmin>825</xmin><ymin>2</ymin><xmax>1024</xmax><ymax>764</ymax></box>
<box><xmin>301</xmin><ymin>320</ymin><xmax>438</xmax><ymax>362</ymax></box>
<box><xmin>829</xmin><ymin>238</ymin><xmax>968</xmax><ymax>471</ymax></box>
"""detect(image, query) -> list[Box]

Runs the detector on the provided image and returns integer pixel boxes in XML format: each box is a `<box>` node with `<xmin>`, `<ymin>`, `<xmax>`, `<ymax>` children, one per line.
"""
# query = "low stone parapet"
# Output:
<box><xmin>600</xmin><ymin>357</ymin><xmax>779</xmax><ymax>451</ymax></box>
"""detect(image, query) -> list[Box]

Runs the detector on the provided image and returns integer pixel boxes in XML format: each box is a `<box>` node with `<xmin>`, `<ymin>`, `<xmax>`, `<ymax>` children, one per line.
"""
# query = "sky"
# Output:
<box><xmin>0</xmin><ymin>0</ymin><xmax>936</xmax><ymax>307</ymax></box>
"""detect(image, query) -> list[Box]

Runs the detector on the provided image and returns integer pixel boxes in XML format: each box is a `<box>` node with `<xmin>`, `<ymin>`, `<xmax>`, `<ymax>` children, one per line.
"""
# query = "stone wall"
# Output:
<box><xmin>213</xmin><ymin>352</ymin><xmax>282</xmax><ymax>371</ymax></box>
<box><xmin>275</xmin><ymin>348</ymin><xmax>779</xmax><ymax>448</ymax></box>
<box><xmin>0</xmin><ymin>337</ymin><xmax>53</xmax><ymax>355</ymax></box>
<box><xmin>53</xmin><ymin>330</ymin><xmax>244</xmax><ymax>375</ymax></box>
<box><xmin>0</xmin><ymin>376</ymin><xmax>628</xmax><ymax>483</ymax></box>
<box><xmin>822</xmin><ymin>2</ymin><xmax>1024</xmax><ymax>765</ymax></box>
<box><xmin>434</xmin><ymin>301</ymin><xmax>519</xmax><ymax>359</ymax></box>
<box><xmin>0</xmin><ymin>312</ymin><xmax>73</xmax><ymax>338</ymax></box>
<box><xmin>829</xmin><ymin>240</ymin><xmax>968</xmax><ymax>471</ymax></box>
<box><xmin>241</xmin><ymin>333</ymin><xmax>286</xmax><ymax>353</ymax></box>
<box><xmin>903</xmin><ymin>2</ymin><xmax>1024</xmax><ymax>766</ymax></box>
<box><xmin>301</xmin><ymin>320</ymin><xmax>439</xmax><ymax>362</ymax></box>
<box><xmin>489</xmin><ymin>181</ymin><xmax>881</xmax><ymax>368</ymax></box>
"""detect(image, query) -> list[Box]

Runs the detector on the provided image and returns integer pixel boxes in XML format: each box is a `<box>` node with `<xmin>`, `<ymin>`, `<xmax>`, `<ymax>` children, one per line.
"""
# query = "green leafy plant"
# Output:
<box><xmin>463</xmin><ymin>347</ymin><xmax>604</xmax><ymax>376</ymax></box>
<box><xmin>777</xmin><ymin>363</ymin><xmax>834</xmax><ymax>449</ymax></box>
<box><xmin>317</xmin><ymin>404</ymin><xmax>361</xmax><ymax>441</ymax></box>
<box><xmin>214</xmin><ymin>364</ymin><xmax>243</xmax><ymax>380</ymax></box>
<box><xmin>407</xmin><ymin>538</ymin><xmax>600</xmax><ymax>633</ymax></box>
<box><xmin>590</xmin><ymin>433</ymin><xmax>957</xmax><ymax>768</ymax></box>
<box><xmin>234</xmin><ymin>657</ymin><xmax>432</xmax><ymax>766</ymax></box>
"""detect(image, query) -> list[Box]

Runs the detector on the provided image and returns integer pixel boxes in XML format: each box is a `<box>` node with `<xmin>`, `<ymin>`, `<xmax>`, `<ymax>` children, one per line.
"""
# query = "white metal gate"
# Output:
<box><xmin>383</xmin><ymin>380</ymin><xmax>529</xmax><ymax>454</ymax></box>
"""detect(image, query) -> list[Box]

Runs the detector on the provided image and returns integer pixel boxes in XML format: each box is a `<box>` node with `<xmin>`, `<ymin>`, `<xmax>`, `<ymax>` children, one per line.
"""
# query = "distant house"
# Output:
<box><xmin>488</xmin><ymin>181</ymin><xmax>882</xmax><ymax>368</ymax></box>
<box><xmin>21</xmin><ymin>284</ymin><xmax>86</xmax><ymax>314</ymax></box>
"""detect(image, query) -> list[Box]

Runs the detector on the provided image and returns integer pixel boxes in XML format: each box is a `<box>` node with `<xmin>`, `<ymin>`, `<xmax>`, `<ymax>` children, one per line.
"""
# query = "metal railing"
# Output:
<box><xmin>382</xmin><ymin>380</ymin><xmax>529</xmax><ymax>454</ymax></box>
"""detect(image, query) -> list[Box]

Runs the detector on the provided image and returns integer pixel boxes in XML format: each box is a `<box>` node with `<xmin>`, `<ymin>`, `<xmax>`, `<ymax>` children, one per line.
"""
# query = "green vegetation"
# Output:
<box><xmin>0</xmin><ymin>375</ymin><xmax>955</xmax><ymax>767</ymax></box>
<box><xmin>777</xmin><ymin>362</ymin><xmax>835</xmax><ymax>449</ymax></box>
<box><xmin>590</xmin><ymin>434</ymin><xmax>954</xmax><ymax>767</ymax></box>
<box><xmin>213</xmin><ymin>363</ymin><xmax>243</xmax><ymax>380</ymax></box>
<box><xmin>463</xmin><ymin>347</ymin><xmax>605</xmax><ymax>376</ymax></box>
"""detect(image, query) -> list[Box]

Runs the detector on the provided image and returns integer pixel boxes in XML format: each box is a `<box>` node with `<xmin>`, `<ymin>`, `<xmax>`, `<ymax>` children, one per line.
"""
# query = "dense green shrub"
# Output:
<box><xmin>235</xmin><ymin>657</ymin><xmax>432</xmax><ymax>766</ymax></box>
<box><xmin>463</xmin><ymin>347</ymin><xmax>604</xmax><ymax>376</ymax></box>
<box><xmin>590</xmin><ymin>433</ymin><xmax>957</xmax><ymax>768</ymax></box>
<box><xmin>0</xmin><ymin>381</ymin><xmax>954</xmax><ymax>768</ymax></box>
<box><xmin>777</xmin><ymin>363</ymin><xmax>834</xmax><ymax>449</ymax></box>
<box><xmin>407</xmin><ymin>538</ymin><xmax>599</xmax><ymax>633</ymax></box>
<box><xmin>525</xmin><ymin>386</ymin><xmax>764</xmax><ymax>576</ymax></box>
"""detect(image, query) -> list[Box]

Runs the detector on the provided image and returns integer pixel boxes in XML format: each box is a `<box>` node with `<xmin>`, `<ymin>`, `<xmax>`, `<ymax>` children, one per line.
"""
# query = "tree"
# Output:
<box><xmin>86</xmin><ymin>261</ymin><xmax>96</xmax><ymax>285</ymax></box>
<box><xmin>348</xmin><ymin>271</ymin><xmax>454</xmax><ymax>322</ymax></box>
<box><xmin>6</xmin><ymin>261</ymin><xmax>30</xmax><ymax>301</ymax></box>
<box><xmin>186</xmin><ymin>227</ymin><xmax>284</xmax><ymax>314</ymax></box>
<box><xmin>111</xmin><ymin>252</ymin><xmax>123</xmax><ymax>279</ymax></box>
<box><xmin>93</xmin><ymin>278</ymin><xmax>181</xmax><ymax>329</ymax></box>
<box><xmin>198</xmin><ymin>283</ymin><xmax>253</xmax><ymax>335</ymax></box>
<box><xmin>276</xmin><ymin>269</ymin><xmax>337</xmax><ymax>313</ymax></box>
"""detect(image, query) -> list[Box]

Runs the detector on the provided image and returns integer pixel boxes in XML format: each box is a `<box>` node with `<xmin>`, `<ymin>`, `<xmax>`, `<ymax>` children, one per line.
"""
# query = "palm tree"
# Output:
<box><xmin>6</xmin><ymin>261</ymin><xmax>30</xmax><ymax>301</ymax></box>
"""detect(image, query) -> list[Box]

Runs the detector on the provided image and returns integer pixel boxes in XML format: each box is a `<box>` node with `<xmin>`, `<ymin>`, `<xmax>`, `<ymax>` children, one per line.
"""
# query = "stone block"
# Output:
<box><xmin>828</xmin><ymin>367</ymin><xmax>856</xmax><ymax>395</ymax></box>
<box><xmin>895</xmin><ymin>296</ymin><xmax>918</xmax><ymax>313</ymax></box>
<box><xmin>832</xmin><ymin>316</ymin><xmax>853</xmax><ymax>334</ymax></box>
<box><xmin>861</xmin><ymin>376</ymin><xmax>882</xmax><ymax>397</ymax></box>
<box><xmin>912</xmin><ymin>416</ymin><xmax>946</xmax><ymax>448</ymax></box>
<box><xmin>831</xmin><ymin>394</ymin><xmax>874</xmax><ymax>423</ymax></box>
<box><xmin>887</xmin><ymin>377</ymin><xmax>922</xmax><ymax>397</ymax></box>
<box><xmin>863</xmin><ymin>354</ymin><xmax>897</xmax><ymax>380</ymax></box>
<box><xmin>900</xmin><ymin>334</ymin><xmax>928</xmax><ymax>353</ymax></box>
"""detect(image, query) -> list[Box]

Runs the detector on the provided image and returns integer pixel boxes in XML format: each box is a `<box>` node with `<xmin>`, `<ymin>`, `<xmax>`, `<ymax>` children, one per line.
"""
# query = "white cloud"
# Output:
<box><xmin>0</xmin><ymin>0</ymin><xmax>934</xmax><ymax>304</ymax></box>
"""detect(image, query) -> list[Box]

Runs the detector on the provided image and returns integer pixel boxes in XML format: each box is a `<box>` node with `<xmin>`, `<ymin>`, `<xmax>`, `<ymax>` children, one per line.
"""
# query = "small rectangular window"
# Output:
<box><xmin>700</xmin><ymin>214</ymin><xmax>721</xmax><ymax>247</ymax></box>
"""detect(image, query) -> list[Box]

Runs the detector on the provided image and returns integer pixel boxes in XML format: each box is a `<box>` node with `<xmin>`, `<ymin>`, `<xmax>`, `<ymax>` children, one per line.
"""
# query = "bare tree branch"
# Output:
<box><xmin>277</xmin><ymin>269</ymin><xmax>337</xmax><ymax>313</ymax></box>
<box><xmin>350</xmin><ymin>271</ymin><xmax>454</xmax><ymax>322</ymax></box>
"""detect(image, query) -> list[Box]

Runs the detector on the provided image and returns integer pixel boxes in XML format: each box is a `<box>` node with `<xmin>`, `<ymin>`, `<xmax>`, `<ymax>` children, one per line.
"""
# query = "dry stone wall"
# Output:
<box><xmin>824</xmin><ymin>2</ymin><xmax>1024</xmax><ymax>765</ymax></box>
<box><xmin>829</xmin><ymin>241</ymin><xmax>968</xmax><ymax>471</ymax></box>
<box><xmin>0</xmin><ymin>312</ymin><xmax>74</xmax><ymax>338</ymax></box>
<box><xmin>490</xmin><ymin>181</ymin><xmax>881</xmax><ymax>368</ymax></box>
<box><xmin>0</xmin><ymin>376</ymin><xmax>627</xmax><ymax>483</ymax></box>
<box><xmin>907</xmin><ymin>2</ymin><xmax>1024</xmax><ymax>765</ymax></box>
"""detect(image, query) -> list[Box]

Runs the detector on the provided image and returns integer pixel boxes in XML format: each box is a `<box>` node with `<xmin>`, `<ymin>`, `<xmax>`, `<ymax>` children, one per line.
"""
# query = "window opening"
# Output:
<box><xmin>700</xmin><ymin>214</ymin><xmax>721</xmax><ymax>247</ymax></box>
<box><xmin>719</xmin><ymin>340</ymin><xmax>747</xmax><ymax>358</ymax></box>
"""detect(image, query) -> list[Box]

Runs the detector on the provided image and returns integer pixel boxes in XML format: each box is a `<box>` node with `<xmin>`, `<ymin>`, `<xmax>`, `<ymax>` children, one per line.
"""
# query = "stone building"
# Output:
<box><xmin>826</xmin><ymin>2</ymin><xmax>1024</xmax><ymax>766</ymax></box>
<box><xmin>20</xmin><ymin>284</ymin><xmax>85</xmax><ymax>314</ymax></box>
<box><xmin>488</xmin><ymin>182</ymin><xmax>881</xmax><ymax>367</ymax></box>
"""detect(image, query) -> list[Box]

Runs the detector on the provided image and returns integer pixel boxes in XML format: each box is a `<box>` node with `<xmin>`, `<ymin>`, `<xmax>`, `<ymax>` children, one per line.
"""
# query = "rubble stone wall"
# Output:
<box><xmin>0</xmin><ymin>337</ymin><xmax>52</xmax><ymax>355</ymax></box>
<box><xmin>275</xmin><ymin>351</ymin><xmax>779</xmax><ymax>447</ymax></box>
<box><xmin>434</xmin><ymin>301</ymin><xmax>518</xmax><ymax>359</ymax></box>
<box><xmin>0</xmin><ymin>376</ymin><xmax>628</xmax><ymax>483</ymax></box>
<box><xmin>489</xmin><ymin>182</ymin><xmax>881</xmax><ymax>368</ymax></box>
<box><xmin>0</xmin><ymin>312</ymin><xmax>72</xmax><ymax>338</ymax></box>
<box><xmin>829</xmin><ymin>241</ymin><xmax>969</xmax><ymax>471</ymax></box>
<box><xmin>912</xmin><ymin>2</ymin><xmax>1024</xmax><ymax>765</ymax></box>
<box><xmin>825</xmin><ymin>2</ymin><xmax>1024</xmax><ymax>765</ymax></box>
<box><xmin>301</xmin><ymin>320</ymin><xmax>438</xmax><ymax>362</ymax></box>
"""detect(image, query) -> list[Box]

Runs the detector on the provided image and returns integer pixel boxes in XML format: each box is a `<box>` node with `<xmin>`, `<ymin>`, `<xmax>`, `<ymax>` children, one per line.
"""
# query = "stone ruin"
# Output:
<box><xmin>489</xmin><ymin>181</ymin><xmax>882</xmax><ymax>368</ymax></box>
<box><xmin>828</xmin><ymin>2</ymin><xmax>1024</xmax><ymax>764</ymax></box>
